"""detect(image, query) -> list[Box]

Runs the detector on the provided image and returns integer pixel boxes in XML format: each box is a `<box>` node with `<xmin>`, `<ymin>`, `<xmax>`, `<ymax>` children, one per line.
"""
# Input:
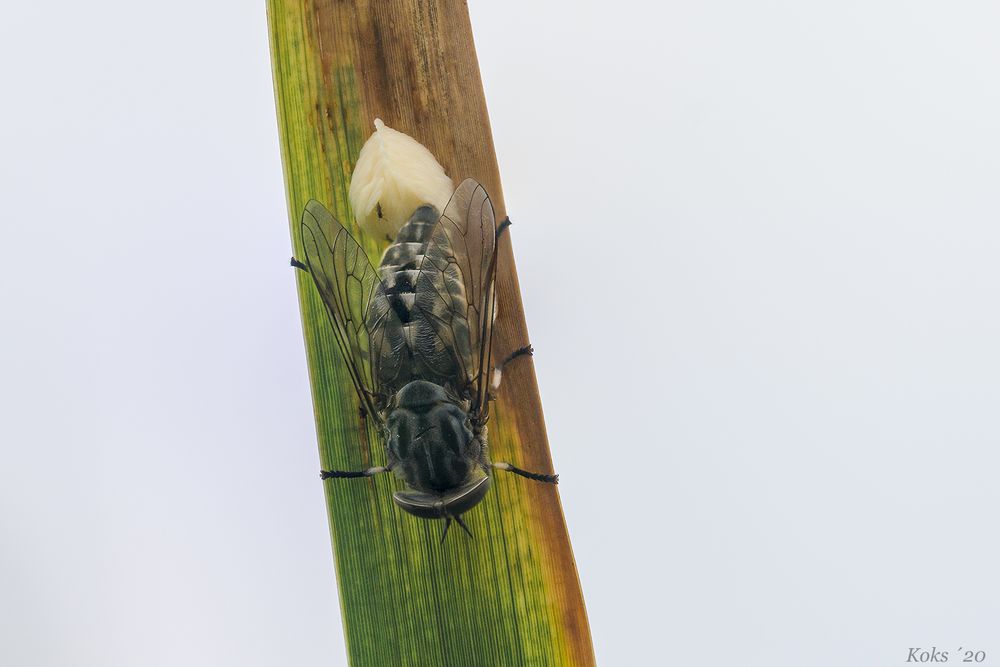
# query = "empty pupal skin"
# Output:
<box><xmin>349</xmin><ymin>118</ymin><xmax>454</xmax><ymax>239</ymax></box>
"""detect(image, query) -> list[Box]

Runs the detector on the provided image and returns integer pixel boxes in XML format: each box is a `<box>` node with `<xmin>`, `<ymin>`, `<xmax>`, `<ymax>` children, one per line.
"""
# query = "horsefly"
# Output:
<box><xmin>292</xmin><ymin>128</ymin><xmax>557</xmax><ymax>541</ymax></box>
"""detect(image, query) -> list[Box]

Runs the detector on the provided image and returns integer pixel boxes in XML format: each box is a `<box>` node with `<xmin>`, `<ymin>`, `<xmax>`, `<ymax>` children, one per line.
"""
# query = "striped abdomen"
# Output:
<box><xmin>372</xmin><ymin>205</ymin><xmax>473</xmax><ymax>394</ymax></box>
<box><xmin>379</xmin><ymin>205</ymin><xmax>439</xmax><ymax>325</ymax></box>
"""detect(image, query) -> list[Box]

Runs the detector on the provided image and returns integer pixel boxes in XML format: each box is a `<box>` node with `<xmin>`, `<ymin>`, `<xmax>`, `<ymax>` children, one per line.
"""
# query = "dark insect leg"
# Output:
<box><xmin>491</xmin><ymin>344</ymin><xmax>534</xmax><ymax>394</ymax></box>
<box><xmin>502</xmin><ymin>345</ymin><xmax>533</xmax><ymax>366</ymax></box>
<box><xmin>320</xmin><ymin>466</ymin><xmax>390</xmax><ymax>480</ymax></box>
<box><xmin>290</xmin><ymin>257</ymin><xmax>308</xmax><ymax>271</ymax></box>
<box><xmin>363</xmin><ymin>389</ymin><xmax>385</xmax><ymax>410</ymax></box>
<box><xmin>493</xmin><ymin>462</ymin><xmax>559</xmax><ymax>484</ymax></box>
<box><xmin>496</xmin><ymin>217</ymin><xmax>512</xmax><ymax>239</ymax></box>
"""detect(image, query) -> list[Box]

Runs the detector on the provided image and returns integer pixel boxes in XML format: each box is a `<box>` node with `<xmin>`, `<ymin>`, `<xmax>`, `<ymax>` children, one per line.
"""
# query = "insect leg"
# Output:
<box><xmin>290</xmin><ymin>257</ymin><xmax>308</xmax><ymax>271</ymax></box>
<box><xmin>490</xmin><ymin>345</ymin><xmax>534</xmax><ymax>394</ymax></box>
<box><xmin>496</xmin><ymin>216</ymin><xmax>512</xmax><ymax>239</ymax></box>
<box><xmin>502</xmin><ymin>345</ymin><xmax>533</xmax><ymax>367</ymax></box>
<box><xmin>492</xmin><ymin>461</ymin><xmax>559</xmax><ymax>484</ymax></box>
<box><xmin>319</xmin><ymin>406</ymin><xmax>394</xmax><ymax>479</ymax></box>
<box><xmin>320</xmin><ymin>465</ymin><xmax>391</xmax><ymax>480</ymax></box>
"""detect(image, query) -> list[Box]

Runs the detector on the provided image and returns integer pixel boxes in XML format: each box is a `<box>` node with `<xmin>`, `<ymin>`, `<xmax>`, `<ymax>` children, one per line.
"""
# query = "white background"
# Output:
<box><xmin>2</xmin><ymin>1</ymin><xmax>998</xmax><ymax>665</ymax></box>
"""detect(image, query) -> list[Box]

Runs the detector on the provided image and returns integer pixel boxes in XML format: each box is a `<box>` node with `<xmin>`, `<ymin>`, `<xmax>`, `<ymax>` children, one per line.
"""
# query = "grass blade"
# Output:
<box><xmin>267</xmin><ymin>2</ymin><xmax>594</xmax><ymax>664</ymax></box>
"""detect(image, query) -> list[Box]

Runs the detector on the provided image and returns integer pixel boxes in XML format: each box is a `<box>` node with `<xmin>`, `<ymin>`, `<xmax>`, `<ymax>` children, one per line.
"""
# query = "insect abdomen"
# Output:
<box><xmin>379</xmin><ymin>205</ymin><xmax>439</xmax><ymax>323</ymax></box>
<box><xmin>373</xmin><ymin>205</ymin><xmax>473</xmax><ymax>392</ymax></box>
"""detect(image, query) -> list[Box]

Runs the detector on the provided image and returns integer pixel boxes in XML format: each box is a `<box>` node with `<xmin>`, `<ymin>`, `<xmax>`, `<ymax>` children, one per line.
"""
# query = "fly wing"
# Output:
<box><xmin>299</xmin><ymin>200</ymin><xmax>401</xmax><ymax>424</ymax></box>
<box><xmin>413</xmin><ymin>179</ymin><xmax>499</xmax><ymax>412</ymax></box>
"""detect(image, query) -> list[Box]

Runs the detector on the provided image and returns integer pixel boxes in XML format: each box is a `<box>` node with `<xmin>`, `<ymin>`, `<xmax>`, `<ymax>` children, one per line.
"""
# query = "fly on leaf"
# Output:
<box><xmin>292</xmin><ymin>179</ymin><xmax>558</xmax><ymax>542</ymax></box>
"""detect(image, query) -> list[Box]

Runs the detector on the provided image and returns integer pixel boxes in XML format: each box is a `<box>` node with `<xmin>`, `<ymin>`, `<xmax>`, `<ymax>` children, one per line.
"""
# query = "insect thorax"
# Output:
<box><xmin>386</xmin><ymin>380</ymin><xmax>481</xmax><ymax>493</ymax></box>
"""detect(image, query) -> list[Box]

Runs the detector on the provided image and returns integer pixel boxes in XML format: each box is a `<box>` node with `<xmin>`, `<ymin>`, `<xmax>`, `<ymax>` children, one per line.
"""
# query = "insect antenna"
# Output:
<box><xmin>453</xmin><ymin>514</ymin><xmax>473</xmax><ymax>538</ymax></box>
<box><xmin>439</xmin><ymin>514</ymin><xmax>474</xmax><ymax>543</ymax></box>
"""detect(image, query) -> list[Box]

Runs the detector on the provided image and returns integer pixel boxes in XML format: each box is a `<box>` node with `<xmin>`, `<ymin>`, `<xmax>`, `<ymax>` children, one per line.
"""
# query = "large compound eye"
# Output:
<box><xmin>392</xmin><ymin>476</ymin><xmax>491</xmax><ymax>520</ymax></box>
<box><xmin>392</xmin><ymin>490</ymin><xmax>445</xmax><ymax>519</ymax></box>
<box><xmin>442</xmin><ymin>476</ymin><xmax>491</xmax><ymax>516</ymax></box>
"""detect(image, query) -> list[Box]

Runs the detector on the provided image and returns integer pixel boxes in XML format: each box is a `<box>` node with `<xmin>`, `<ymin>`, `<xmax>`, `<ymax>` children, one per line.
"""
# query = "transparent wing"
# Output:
<box><xmin>413</xmin><ymin>179</ymin><xmax>499</xmax><ymax>413</ymax></box>
<box><xmin>299</xmin><ymin>200</ymin><xmax>402</xmax><ymax>423</ymax></box>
